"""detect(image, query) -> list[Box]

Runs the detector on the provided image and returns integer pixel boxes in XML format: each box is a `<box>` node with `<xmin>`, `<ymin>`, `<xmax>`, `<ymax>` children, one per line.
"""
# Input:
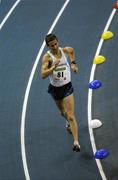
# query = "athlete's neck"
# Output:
<box><xmin>51</xmin><ymin>48</ymin><xmax>60</xmax><ymax>55</ymax></box>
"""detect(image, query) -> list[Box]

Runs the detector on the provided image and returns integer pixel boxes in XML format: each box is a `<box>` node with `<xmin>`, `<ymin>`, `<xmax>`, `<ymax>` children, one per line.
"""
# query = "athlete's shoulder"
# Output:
<box><xmin>42</xmin><ymin>52</ymin><xmax>51</xmax><ymax>62</ymax></box>
<box><xmin>62</xmin><ymin>47</ymin><xmax>74</xmax><ymax>54</ymax></box>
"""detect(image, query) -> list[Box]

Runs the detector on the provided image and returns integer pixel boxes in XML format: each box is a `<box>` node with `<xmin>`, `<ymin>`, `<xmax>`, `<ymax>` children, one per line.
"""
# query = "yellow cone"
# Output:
<box><xmin>93</xmin><ymin>55</ymin><xmax>106</xmax><ymax>64</ymax></box>
<box><xmin>101</xmin><ymin>31</ymin><xmax>114</xmax><ymax>40</ymax></box>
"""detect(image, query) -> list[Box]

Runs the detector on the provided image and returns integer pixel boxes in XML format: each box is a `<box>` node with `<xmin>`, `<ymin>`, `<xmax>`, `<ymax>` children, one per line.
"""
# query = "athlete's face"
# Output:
<box><xmin>48</xmin><ymin>39</ymin><xmax>59</xmax><ymax>53</ymax></box>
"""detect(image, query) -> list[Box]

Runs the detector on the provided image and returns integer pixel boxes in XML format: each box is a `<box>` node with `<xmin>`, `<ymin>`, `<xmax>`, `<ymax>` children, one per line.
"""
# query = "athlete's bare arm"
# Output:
<box><xmin>63</xmin><ymin>47</ymin><xmax>75</xmax><ymax>63</ymax></box>
<box><xmin>63</xmin><ymin>47</ymin><xmax>78</xmax><ymax>73</ymax></box>
<box><xmin>41</xmin><ymin>53</ymin><xmax>60</xmax><ymax>79</ymax></box>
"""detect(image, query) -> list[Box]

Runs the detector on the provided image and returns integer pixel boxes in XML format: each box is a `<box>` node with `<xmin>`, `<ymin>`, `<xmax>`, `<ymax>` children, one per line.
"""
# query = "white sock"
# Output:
<box><xmin>74</xmin><ymin>140</ymin><xmax>79</xmax><ymax>146</ymax></box>
<box><xmin>66</xmin><ymin>120</ymin><xmax>69</xmax><ymax>126</ymax></box>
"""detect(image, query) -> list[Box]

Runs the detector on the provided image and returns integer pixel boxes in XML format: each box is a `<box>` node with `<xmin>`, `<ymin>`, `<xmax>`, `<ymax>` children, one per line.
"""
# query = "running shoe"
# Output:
<box><xmin>73</xmin><ymin>144</ymin><xmax>81</xmax><ymax>152</ymax></box>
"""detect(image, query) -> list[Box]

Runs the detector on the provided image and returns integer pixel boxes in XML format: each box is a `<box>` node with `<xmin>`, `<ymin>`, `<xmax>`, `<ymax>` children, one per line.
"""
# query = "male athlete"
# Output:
<box><xmin>41</xmin><ymin>34</ymin><xmax>80</xmax><ymax>152</ymax></box>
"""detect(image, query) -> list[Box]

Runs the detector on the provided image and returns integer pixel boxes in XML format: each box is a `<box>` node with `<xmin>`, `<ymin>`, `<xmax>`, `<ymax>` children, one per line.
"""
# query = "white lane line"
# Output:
<box><xmin>88</xmin><ymin>8</ymin><xmax>116</xmax><ymax>180</ymax></box>
<box><xmin>20</xmin><ymin>1</ymin><xmax>70</xmax><ymax>180</ymax></box>
<box><xmin>0</xmin><ymin>0</ymin><xmax>21</xmax><ymax>30</ymax></box>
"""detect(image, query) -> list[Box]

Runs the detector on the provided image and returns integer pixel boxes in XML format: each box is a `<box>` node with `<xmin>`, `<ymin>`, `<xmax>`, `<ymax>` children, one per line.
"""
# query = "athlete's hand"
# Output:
<box><xmin>53</xmin><ymin>59</ymin><xmax>60</xmax><ymax>68</ymax></box>
<box><xmin>71</xmin><ymin>64</ymin><xmax>78</xmax><ymax>73</ymax></box>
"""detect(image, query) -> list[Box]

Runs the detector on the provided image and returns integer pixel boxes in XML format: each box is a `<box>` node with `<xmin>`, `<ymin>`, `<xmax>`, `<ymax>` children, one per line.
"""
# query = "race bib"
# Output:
<box><xmin>53</xmin><ymin>65</ymin><xmax>67</xmax><ymax>81</ymax></box>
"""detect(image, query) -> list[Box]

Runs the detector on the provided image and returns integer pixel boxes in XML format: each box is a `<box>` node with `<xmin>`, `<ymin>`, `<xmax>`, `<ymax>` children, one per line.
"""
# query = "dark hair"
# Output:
<box><xmin>45</xmin><ymin>33</ymin><xmax>58</xmax><ymax>46</ymax></box>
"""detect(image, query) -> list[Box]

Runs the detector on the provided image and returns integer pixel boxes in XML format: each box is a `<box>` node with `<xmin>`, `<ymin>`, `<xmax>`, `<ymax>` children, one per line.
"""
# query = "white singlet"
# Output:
<box><xmin>47</xmin><ymin>48</ymin><xmax>71</xmax><ymax>87</ymax></box>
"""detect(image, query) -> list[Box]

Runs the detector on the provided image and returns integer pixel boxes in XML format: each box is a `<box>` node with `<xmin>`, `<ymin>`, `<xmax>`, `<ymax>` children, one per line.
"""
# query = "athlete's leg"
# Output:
<box><xmin>55</xmin><ymin>100</ymin><xmax>72</xmax><ymax>133</ymax></box>
<box><xmin>55</xmin><ymin>100</ymin><xmax>66</xmax><ymax>118</ymax></box>
<box><xmin>62</xmin><ymin>94</ymin><xmax>80</xmax><ymax>151</ymax></box>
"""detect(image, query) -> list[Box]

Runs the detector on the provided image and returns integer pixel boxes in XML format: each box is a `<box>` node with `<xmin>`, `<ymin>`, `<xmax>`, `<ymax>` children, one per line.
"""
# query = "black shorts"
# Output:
<box><xmin>48</xmin><ymin>82</ymin><xmax>74</xmax><ymax>100</ymax></box>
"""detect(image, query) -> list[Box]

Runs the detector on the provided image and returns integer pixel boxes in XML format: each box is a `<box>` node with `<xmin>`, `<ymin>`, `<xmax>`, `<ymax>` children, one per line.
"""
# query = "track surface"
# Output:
<box><xmin>0</xmin><ymin>0</ymin><xmax>117</xmax><ymax>179</ymax></box>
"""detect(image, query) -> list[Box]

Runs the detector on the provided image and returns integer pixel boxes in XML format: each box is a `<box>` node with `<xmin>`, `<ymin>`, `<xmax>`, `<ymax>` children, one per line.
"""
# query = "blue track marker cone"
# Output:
<box><xmin>89</xmin><ymin>80</ymin><xmax>102</xmax><ymax>89</ymax></box>
<box><xmin>94</xmin><ymin>149</ymin><xmax>109</xmax><ymax>159</ymax></box>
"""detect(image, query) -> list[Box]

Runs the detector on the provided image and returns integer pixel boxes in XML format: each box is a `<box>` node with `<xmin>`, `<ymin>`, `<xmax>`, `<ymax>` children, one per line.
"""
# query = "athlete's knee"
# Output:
<box><xmin>60</xmin><ymin>110</ymin><xmax>67</xmax><ymax>118</ymax></box>
<box><xmin>66</xmin><ymin>112</ymin><xmax>74</xmax><ymax>122</ymax></box>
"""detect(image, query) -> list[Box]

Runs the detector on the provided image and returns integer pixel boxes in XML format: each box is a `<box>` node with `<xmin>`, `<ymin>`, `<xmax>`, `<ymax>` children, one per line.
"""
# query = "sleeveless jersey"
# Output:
<box><xmin>47</xmin><ymin>48</ymin><xmax>71</xmax><ymax>87</ymax></box>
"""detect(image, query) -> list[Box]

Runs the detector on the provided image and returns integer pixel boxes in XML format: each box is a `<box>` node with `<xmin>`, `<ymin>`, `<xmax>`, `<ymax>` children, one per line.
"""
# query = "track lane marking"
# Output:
<box><xmin>88</xmin><ymin>8</ymin><xmax>116</xmax><ymax>180</ymax></box>
<box><xmin>20</xmin><ymin>1</ymin><xmax>70</xmax><ymax>180</ymax></box>
<box><xmin>0</xmin><ymin>0</ymin><xmax>21</xmax><ymax>30</ymax></box>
